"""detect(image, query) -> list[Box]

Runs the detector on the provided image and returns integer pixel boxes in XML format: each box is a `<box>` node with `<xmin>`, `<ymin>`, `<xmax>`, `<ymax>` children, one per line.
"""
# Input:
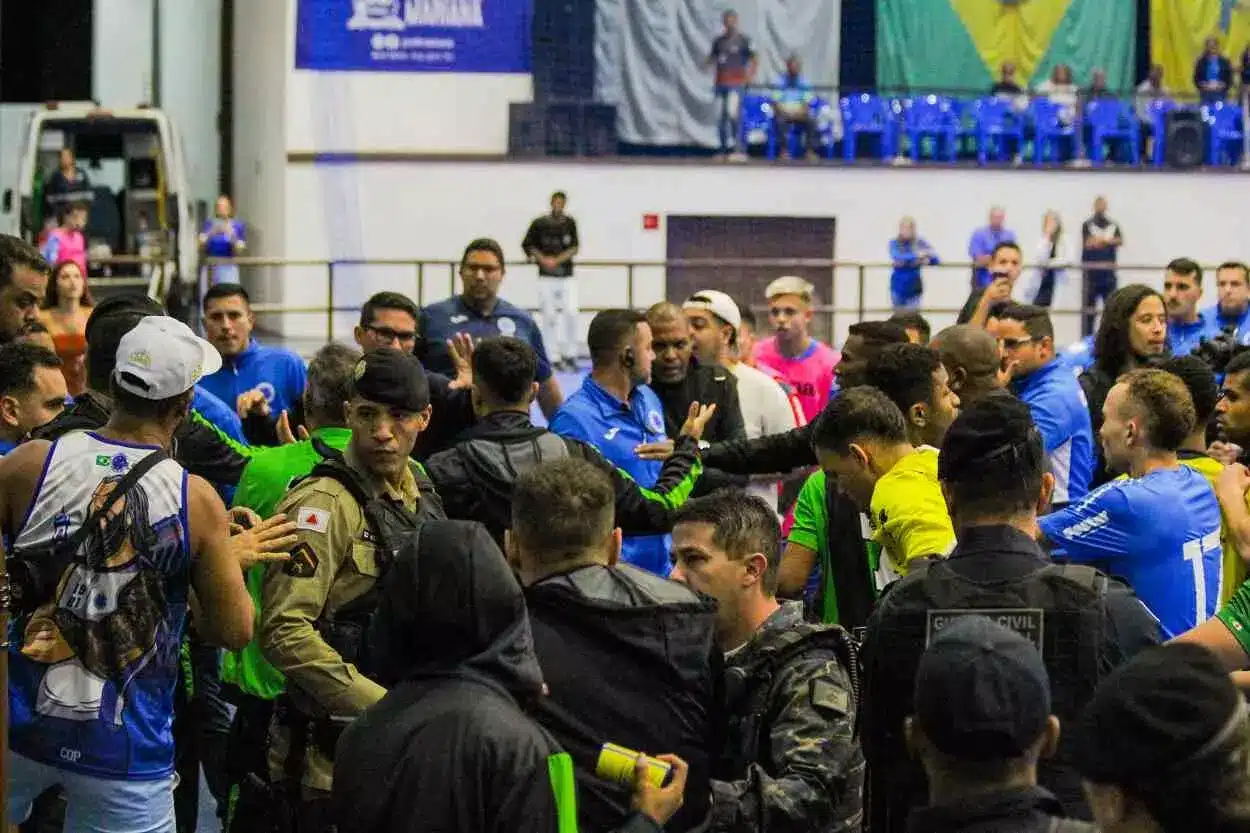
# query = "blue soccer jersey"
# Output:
<box><xmin>1039</xmin><ymin>465</ymin><xmax>1222</xmax><ymax>638</ymax></box>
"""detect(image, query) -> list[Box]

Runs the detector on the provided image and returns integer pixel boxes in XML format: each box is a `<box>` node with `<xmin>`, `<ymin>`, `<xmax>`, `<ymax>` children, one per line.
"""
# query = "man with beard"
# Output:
<box><xmin>0</xmin><ymin>235</ymin><xmax>49</xmax><ymax>345</ymax></box>
<box><xmin>0</xmin><ymin>315</ymin><xmax>291</xmax><ymax>833</ymax></box>
<box><xmin>645</xmin><ymin>302</ymin><xmax>745</xmax><ymax>443</ymax></box>
<box><xmin>1163</xmin><ymin>258</ymin><xmax>1215</xmax><ymax>357</ymax></box>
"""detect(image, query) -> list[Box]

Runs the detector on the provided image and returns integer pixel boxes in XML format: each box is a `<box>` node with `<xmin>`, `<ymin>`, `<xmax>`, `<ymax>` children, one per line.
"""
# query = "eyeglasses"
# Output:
<box><xmin>1000</xmin><ymin>336</ymin><xmax>1034</xmax><ymax>350</ymax></box>
<box><xmin>365</xmin><ymin>324</ymin><xmax>417</xmax><ymax>345</ymax></box>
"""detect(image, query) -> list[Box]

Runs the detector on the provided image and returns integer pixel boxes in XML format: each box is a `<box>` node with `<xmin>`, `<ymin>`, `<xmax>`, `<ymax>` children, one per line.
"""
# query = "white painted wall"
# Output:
<box><xmin>276</xmin><ymin>160</ymin><xmax>1250</xmax><ymax>347</ymax></box>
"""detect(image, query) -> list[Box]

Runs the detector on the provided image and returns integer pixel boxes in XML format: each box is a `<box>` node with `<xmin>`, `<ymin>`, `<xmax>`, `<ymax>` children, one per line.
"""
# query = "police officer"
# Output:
<box><xmin>861</xmin><ymin>393</ymin><xmax>1158</xmax><ymax>833</ymax></box>
<box><xmin>259</xmin><ymin>348</ymin><xmax>446</xmax><ymax>833</ymax></box>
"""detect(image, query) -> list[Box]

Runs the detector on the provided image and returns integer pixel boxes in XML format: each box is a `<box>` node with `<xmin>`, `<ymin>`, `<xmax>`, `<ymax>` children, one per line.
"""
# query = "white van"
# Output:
<box><xmin>1</xmin><ymin>103</ymin><xmax>197</xmax><ymax>299</ymax></box>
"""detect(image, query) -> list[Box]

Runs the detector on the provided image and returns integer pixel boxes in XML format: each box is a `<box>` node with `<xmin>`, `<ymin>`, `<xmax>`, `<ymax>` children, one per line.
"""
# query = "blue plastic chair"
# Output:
<box><xmin>1204</xmin><ymin>102</ymin><xmax>1245</xmax><ymax>165</ymax></box>
<box><xmin>1029</xmin><ymin>98</ymin><xmax>1077</xmax><ymax>164</ymax></box>
<box><xmin>805</xmin><ymin>96</ymin><xmax>840</xmax><ymax>159</ymax></box>
<box><xmin>738</xmin><ymin>95</ymin><xmax>778</xmax><ymax>158</ymax></box>
<box><xmin>949</xmin><ymin>99</ymin><xmax>979</xmax><ymax>158</ymax></box>
<box><xmin>904</xmin><ymin>95</ymin><xmax>958</xmax><ymax>161</ymax></box>
<box><xmin>1084</xmin><ymin>99</ymin><xmax>1141</xmax><ymax>165</ymax></box>
<box><xmin>974</xmin><ymin>97</ymin><xmax>1024</xmax><ymax>163</ymax></box>
<box><xmin>1146</xmin><ymin>98</ymin><xmax>1178</xmax><ymax>167</ymax></box>
<box><xmin>840</xmin><ymin>93</ymin><xmax>894</xmax><ymax>160</ymax></box>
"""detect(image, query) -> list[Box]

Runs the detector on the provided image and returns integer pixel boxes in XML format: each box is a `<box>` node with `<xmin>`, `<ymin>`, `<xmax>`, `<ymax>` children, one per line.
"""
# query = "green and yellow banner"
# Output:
<box><xmin>877</xmin><ymin>0</ymin><xmax>1137</xmax><ymax>95</ymax></box>
<box><xmin>1153</xmin><ymin>0</ymin><xmax>1250</xmax><ymax>96</ymax></box>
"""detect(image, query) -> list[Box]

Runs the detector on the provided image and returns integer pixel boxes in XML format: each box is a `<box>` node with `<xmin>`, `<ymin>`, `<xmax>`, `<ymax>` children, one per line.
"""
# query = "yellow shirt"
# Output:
<box><xmin>868</xmin><ymin>446</ymin><xmax>956</xmax><ymax>587</ymax></box>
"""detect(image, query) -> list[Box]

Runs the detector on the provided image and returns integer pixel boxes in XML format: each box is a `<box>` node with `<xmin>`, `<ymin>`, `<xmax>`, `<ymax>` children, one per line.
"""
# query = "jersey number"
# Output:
<box><xmin>1183</xmin><ymin>530</ymin><xmax>1222</xmax><ymax>626</ymax></box>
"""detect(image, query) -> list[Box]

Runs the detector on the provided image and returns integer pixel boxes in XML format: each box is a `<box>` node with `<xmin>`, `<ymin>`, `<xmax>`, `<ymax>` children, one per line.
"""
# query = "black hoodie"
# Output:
<box><xmin>333</xmin><ymin>520</ymin><xmax>663</xmax><ymax>833</ymax></box>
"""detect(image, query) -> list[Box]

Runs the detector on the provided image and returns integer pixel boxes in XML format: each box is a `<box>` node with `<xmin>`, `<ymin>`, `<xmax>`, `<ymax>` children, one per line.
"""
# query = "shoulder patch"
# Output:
<box><xmin>809</xmin><ymin>678</ymin><xmax>851</xmax><ymax>716</ymax></box>
<box><xmin>284</xmin><ymin>542</ymin><xmax>320</xmax><ymax>578</ymax></box>
<box><xmin>295</xmin><ymin>507</ymin><xmax>330</xmax><ymax>534</ymax></box>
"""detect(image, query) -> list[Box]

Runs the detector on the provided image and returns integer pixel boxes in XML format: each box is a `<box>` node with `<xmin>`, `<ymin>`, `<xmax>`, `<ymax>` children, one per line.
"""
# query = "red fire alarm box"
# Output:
<box><xmin>642</xmin><ymin>213</ymin><xmax>660</xmax><ymax>231</ymax></box>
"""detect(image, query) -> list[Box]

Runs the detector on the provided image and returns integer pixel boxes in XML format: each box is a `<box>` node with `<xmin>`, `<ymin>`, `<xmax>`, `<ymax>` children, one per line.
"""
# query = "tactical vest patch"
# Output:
<box><xmin>925</xmin><ymin>607</ymin><xmax>1045</xmax><ymax>650</ymax></box>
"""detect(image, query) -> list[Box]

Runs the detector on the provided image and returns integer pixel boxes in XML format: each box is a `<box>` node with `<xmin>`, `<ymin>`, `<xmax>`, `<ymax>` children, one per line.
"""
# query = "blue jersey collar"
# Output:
<box><xmin>1012</xmin><ymin>357</ymin><xmax>1063</xmax><ymax>394</ymax></box>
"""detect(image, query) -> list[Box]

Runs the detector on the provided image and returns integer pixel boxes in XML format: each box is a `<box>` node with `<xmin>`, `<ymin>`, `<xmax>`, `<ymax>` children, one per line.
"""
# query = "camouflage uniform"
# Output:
<box><xmin>711</xmin><ymin>601</ymin><xmax>864</xmax><ymax>833</ymax></box>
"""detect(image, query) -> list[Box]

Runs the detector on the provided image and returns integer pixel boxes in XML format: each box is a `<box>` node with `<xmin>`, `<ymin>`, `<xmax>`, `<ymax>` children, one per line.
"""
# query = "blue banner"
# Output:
<box><xmin>295</xmin><ymin>0</ymin><xmax>532</xmax><ymax>73</ymax></box>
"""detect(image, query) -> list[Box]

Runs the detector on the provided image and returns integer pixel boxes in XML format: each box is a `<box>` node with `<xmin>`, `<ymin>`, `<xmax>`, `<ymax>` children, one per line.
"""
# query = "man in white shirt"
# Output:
<box><xmin>683</xmin><ymin>290</ymin><xmax>803</xmax><ymax>515</ymax></box>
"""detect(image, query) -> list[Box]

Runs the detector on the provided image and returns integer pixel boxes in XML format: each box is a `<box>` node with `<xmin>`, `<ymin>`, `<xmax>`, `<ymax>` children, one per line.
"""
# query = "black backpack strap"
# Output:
<box><xmin>1050</xmin><ymin>563</ymin><xmax>1109</xmax><ymax>597</ymax></box>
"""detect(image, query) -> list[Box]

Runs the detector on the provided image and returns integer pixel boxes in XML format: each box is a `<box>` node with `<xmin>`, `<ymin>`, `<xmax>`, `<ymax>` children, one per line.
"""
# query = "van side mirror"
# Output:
<box><xmin>2</xmin><ymin>190</ymin><xmax>12</xmax><ymax>213</ymax></box>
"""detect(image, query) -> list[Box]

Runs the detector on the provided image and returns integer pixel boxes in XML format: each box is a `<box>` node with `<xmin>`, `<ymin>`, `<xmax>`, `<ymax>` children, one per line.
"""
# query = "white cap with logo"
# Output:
<box><xmin>113</xmin><ymin>316</ymin><xmax>223</xmax><ymax>400</ymax></box>
<box><xmin>683</xmin><ymin>289</ymin><xmax>742</xmax><ymax>330</ymax></box>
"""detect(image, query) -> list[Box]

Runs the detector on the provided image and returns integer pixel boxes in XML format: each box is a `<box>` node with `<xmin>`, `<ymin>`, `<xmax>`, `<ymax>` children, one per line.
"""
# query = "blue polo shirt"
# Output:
<box><xmin>420</xmin><ymin>295</ymin><xmax>553</xmax><ymax>382</ymax></box>
<box><xmin>1011</xmin><ymin>358</ymin><xmax>1094</xmax><ymax>504</ymax></box>
<box><xmin>549</xmin><ymin>377</ymin><xmax>670</xmax><ymax>575</ymax></box>
<box><xmin>1168</xmin><ymin>311</ymin><xmax>1218</xmax><ymax>357</ymax></box>
<box><xmin>198</xmin><ymin>339</ymin><xmax>307</xmax><ymax>421</ymax></box>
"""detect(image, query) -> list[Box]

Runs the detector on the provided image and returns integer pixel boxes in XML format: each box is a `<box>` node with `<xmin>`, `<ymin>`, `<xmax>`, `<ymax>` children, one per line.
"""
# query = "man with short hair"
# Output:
<box><xmin>705</xmin><ymin>9</ymin><xmax>757</xmax><ymax>158</ymax></box>
<box><xmin>1210</xmin><ymin>352</ymin><xmax>1250</xmax><ymax>600</ymax></box>
<box><xmin>420</xmin><ymin>238</ymin><xmax>563</xmax><ymax>418</ymax></box>
<box><xmin>958</xmin><ymin>241</ymin><xmax>1023</xmax><ymax>327</ymax></box>
<box><xmin>0</xmin><ymin>316</ymin><xmax>290</xmax><ymax>833</ymax></box>
<box><xmin>754</xmin><ymin>276</ymin><xmax>838</xmax><ymax>424</ymax></box>
<box><xmin>1204</xmin><ymin>260</ymin><xmax>1250</xmax><ymax>344</ymax></box>
<box><xmin>1163</xmin><ymin>257</ymin><xmax>1214</xmax><ymax>357</ymax></box>
<box><xmin>834</xmin><ymin>320</ymin><xmax>912</xmax><ymax>394</ymax></box>
<box><xmin>200</xmin><ymin>283</ymin><xmax>307</xmax><ymax>445</ymax></box>
<box><xmin>0</xmin><ymin>342</ymin><xmax>67</xmax><ymax>453</ymax></box>
<box><xmin>354</xmin><ymin>291</ymin><xmax>421</xmax><ymax>355</ymax></box>
<box><xmin>861</xmin><ymin>393</ymin><xmax>1158</xmax><ymax>833</ymax></box>
<box><xmin>998</xmin><ymin>303</ymin><xmax>1095</xmax><ymax>504</ymax></box>
<box><xmin>259</xmin><ymin>349</ymin><xmax>447</xmax><ymax>830</ymax></box>
<box><xmin>967</xmin><ymin>206</ymin><xmax>1017</xmax><ymax>289</ymax></box>
<box><xmin>1040</xmin><ymin>369</ymin><xmax>1223</xmax><ymax>637</ymax></box>
<box><xmin>0</xmin><ymin>234</ymin><xmax>50</xmax><ymax>344</ymax></box>
<box><xmin>424</xmin><ymin>336</ymin><xmax>708</xmax><ymax>549</ymax></box>
<box><xmin>550</xmin><ymin>309</ymin><xmax>680</xmax><ymax>575</ymax></box>
<box><xmin>930</xmin><ymin>324</ymin><xmax>1008</xmax><ymax>407</ymax></box>
<box><xmin>905</xmin><ymin>617</ymin><xmax>1095</xmax><ymax>833</ymax></box>
<box><xmin>1080</xmin><ymin>197</ymin><xmax>1123</xmax><ymax>335</ymax></box>
<box><xmin>522</xmin><ymin>191</ymin><xmax>581</xmax><ymax>372</ymax></box>
<box><xmin>646</xmin><ymin>301</ymin><xmax>745</xmax><ymax>444</ymax></box>
<box><xmin>670</xmin><ymin>490</ymin><xmax>864</xmax><ymax>833</ymax></box>
<box><xmin>508</xmin><ymin>458</ymin><xmax>719</xmax><ymax>833</ymax></box>
<box><xmin>887</xmin><ymin>310</ymin><xmax>930</xmax><ymax>345</ymax></box>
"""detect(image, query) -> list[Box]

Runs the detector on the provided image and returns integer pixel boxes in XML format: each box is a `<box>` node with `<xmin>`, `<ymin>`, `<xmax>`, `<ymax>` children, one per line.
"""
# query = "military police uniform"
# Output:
<box><xmin>257</xmin><ymin>349</ymin><xmax>445</xmax><ymax>830</ymax></box>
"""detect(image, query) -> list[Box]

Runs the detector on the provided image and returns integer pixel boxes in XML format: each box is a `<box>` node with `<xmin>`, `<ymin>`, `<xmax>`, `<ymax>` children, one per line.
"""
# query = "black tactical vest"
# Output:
<box><xmin>866</xmin><ymin>558</ymin><xmax>1108</xmax><ymax>833</ymax></box>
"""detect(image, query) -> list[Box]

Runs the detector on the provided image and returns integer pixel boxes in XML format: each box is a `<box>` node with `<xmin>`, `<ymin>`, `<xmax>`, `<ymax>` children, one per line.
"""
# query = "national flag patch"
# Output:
<box><xmin>296</xmin><ymin>507</ymin><xmax>330</xmax><ymax>534</ymax></box>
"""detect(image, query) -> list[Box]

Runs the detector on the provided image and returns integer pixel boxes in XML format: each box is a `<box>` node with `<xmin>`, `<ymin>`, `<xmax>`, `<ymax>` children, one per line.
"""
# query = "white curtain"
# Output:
<box><xmin>594</xmin><ymin>0</ymin><xmax>843</xmax><ymax>147</ymax></box>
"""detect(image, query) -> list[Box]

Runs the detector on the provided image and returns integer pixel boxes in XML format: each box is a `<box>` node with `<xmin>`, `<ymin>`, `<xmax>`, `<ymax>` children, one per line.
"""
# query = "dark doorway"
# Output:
<box><xmin>0</xmin><ymin>0</ymin><xmax>93</xmax><ymax>103</ymax></box>
<box><xmin>665</xmin><ymin>215</ymin><xmax>837</xmax><ymax>343</ymax></box>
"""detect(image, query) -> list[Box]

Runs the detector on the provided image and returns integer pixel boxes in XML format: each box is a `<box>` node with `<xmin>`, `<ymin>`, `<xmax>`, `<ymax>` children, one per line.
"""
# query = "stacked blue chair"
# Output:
<box><xmin>840</xmin><ymin>93</ymin><xmax>895</xmax><ymax>160</ymax></box>
<box><xmin>974</xmin><ymin>97</ymin><xmax>1024</xmax><ymax>163</ymax></box>
<box><xmin>1205</xmin><ymin>102</ymin><xmax>1245</xmax><ymax>165</ymax></box>
<box><xmin>1084</xmin><ymin>99</ymin><xmax>1141</xmax><ymax>166</ymax></box>
<box><xmin>1146</xmin><ymin>98</ymin><xmax>1178</xmax><ymax>167</ymax></box>
<box><xmin>1029</xmin><ymin>97</ymin><xmax>1077</xmax><ymax>164</ymax></box>
<box><xmin>903</xmin><ymin>95</ymin><xmax>959</xmax><ymax>161</ymax></box>
<box><xmin>738</xmin><ymin>95</ymin><xmax>778</xmax><ymax>158</ymax></box>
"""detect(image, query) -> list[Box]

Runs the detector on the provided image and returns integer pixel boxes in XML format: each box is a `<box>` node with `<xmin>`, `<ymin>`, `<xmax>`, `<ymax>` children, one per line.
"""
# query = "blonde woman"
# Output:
<box><xmin>1015</xmin><ymin>210</ymin><xmax>1069</xmax><ymax>308</ymax></box>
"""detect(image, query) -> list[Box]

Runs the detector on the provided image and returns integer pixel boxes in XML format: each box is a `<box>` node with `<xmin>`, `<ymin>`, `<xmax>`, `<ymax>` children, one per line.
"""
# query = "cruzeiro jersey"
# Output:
<box><xmin>8</xmin><ymin>431</ymin><xmax>192</xmax><ymax>779</ymax></box>
<box><xmin>1039</xmin><ymin>465</ymin><xmax>1221</xmax><ymax>639</ymax></box>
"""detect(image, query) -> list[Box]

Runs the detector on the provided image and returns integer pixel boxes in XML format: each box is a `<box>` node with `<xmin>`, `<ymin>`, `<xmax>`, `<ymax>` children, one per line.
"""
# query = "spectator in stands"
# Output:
<box><xmin>959</xmin><ymin>241</ymin><xmax>1023</xmax><ymax>327</ymax></box>
<box><xmin>522</xmin><ymin>191</ymin><xmax>580</xmax><ymax>372</ymax></box>
<box><xmin>967</xmin><ymin>206</ymin><xmax>1017</xmax><ymax>289</ymax></box>
<box><xmin>1240</xmin><ymin>46</ymin><xmax>1250</xmax><ymax>99</ymax></box>
<box><xmin>888</xmin><ymin>217</ymin><xmax>939</xmax><ymax>311</ymax></box>
<box><xmin>40</xmin><ymin>259</ymin><xmax>93</xmax><ymax>396</ymax></box>
<box><xmin>754</xmin><ymin>276</ymin><xmax>837</xmax><ymax>423</ymax></box>
<box><xmin>1163</xmin><ymin>258</ymin><xmax>1213</xmax><ymax>357</ymax></box>
<box><xmin>770</xmin><ymin>56</ymin><xmax>817</xmax><ymax>160</ymax></box>
<box><xmin>199</xmin><ymin>195</ymin><xmax>246</xmax><ymax>286</ymax></box>
<box><xmin>1135</xmin><ymin>64</ymin><xmax>1168</xmax><ymax>125</ymax></box>
<box><xmin>705</xmin><ymin>9</ymin><xmax>756</xmax><ymax>159</ymax></box>
<box><xmin>421</xmin><ymin>238</ymin><xmax>564</xmax><ymax>419</ymax></box>
<box><xmin>991</xmin><ymin>61</ymin><xmax>1023</xmax><ymax>96</ymax></box>
<box><xmin>42</xmin><ymin>147</ymin><xmax>91</xmax><ymax>225</ymax></box>
<box><xmin>1206</xmin><ymin>261</ymin><xmax>1250</xmax><ymax>343</ymax></box>
<box><xmin>0</xmin><ymin>235</ymin><xmax>50</xmax><ymax>345</ymax></box>
<box><xmin>1036</xmin><ymin>63</ymin><xmax>1079</xmax><ymax>124</ymax></box>
<box><xmin>1084</xmin><ymin>67</ymin><xmax>1114</xmax><ymax>100</ymax></box>
<box><xmin>41</xmin><ymin>203</ymin><xmax>88</xmax><ymax>277</ymax></box>
<box><xmin>1195</xmin><ymin>35</ymin><xmax>1233</xmax><ymax>104</ymax></box>
<box><xmin>200</xmin><ymin>283</ymin><xmax>307</xmax><ymax>446</ymax></box>
<box><xmin>1080</xmin><ymin>196</ymin><xmax>1124</xmax><ymax>336</ymax></box>
<box><xmin>1017</xmin><ymin>210</ymin><xmax>1069</xmax><ymax>308</ymax></box>
<box><xmin>0</xmin><ymin>342</ymin><xmax>66</xmax><ymax>454</ymax></box>
<box><xmin>888</xmin><ymin>310</ymin><xmax>931</xmax><ymax>345</ymax></box>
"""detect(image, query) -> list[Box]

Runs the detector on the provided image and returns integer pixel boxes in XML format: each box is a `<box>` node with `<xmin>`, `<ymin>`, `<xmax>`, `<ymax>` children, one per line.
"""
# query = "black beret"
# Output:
<box><xmin>350</xmin><ymin>348</ymin><xmax>430</xmax><ymax>412</ymax></box>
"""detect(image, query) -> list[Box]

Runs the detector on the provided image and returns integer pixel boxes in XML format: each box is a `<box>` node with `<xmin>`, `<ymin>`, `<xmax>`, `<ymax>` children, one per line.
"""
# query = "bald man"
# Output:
<box><xmin>931</xmin><ymin>325</ymin><xmax>1008</xmax><ymax>407</ymax></box>
<box><xmin>645</xmin><ymin>302</ymin><xmax>746</xmax><ymax>443</ymax></box>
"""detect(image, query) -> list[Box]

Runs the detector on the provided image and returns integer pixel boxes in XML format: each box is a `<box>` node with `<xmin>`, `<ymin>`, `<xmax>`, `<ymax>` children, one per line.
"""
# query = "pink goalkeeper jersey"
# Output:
<box><xmin>753</xmin><ymin>336</ymin><xmax>839</xmax><ymax>424</ymax></box>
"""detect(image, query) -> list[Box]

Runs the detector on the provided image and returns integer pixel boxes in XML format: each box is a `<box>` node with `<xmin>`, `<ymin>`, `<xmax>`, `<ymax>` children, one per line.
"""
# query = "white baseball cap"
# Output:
<box><xmin>765</xmin><ymin>275</ymin><xmax>815</xmax><ymax>302</ymax></box>
<box><xmin>683</xmin><ymin>290</ymin><xmax>742</xmax><ymax>330</ymax></box>
<box><xmin>113</xmin><ymin>316</ymin><xmax>223</xmax><ymax>400</ymax></box>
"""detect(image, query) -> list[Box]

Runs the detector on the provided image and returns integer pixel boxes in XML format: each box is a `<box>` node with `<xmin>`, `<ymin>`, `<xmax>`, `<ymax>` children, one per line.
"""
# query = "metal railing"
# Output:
<box><xmin>198</xmin><ymin>255</ymin><xmax>1189</xmax><ymax>345</ymax></box>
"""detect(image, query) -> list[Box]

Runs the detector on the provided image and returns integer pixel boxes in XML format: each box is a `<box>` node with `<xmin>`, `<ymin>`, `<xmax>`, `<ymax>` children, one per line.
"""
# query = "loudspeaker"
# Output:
<box><xmin>508</xmin><ymin>102</ymin><xmax>618</xmax><ymax>157</ymax></box>
<box><xmin>1165</xmin><ymin>110</ymin><xmax>1205</xmax><ymax>168</ymax></box>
